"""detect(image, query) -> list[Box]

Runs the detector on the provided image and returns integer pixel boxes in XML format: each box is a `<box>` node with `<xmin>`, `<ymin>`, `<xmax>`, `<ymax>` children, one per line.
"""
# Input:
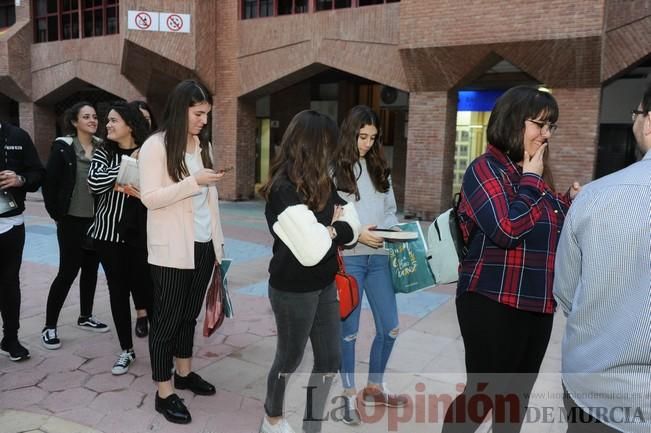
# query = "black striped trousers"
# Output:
<box><xmin>148</xmin><ymin>241</ymin><xmax>215</xmax><ymax>382</ymax></box>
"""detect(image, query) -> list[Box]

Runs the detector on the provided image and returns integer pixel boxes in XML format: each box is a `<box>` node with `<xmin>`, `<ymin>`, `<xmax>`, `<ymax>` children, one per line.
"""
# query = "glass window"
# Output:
<box><xmin>106</xmin><ymin>6</ymin><xmax>117</xmax><ymax>34</ymax></box>
<box><xmin>259</xmin><ymin>0</ymin><xmax>272</xmax><ymax>17</ymax></box>
<box><xmin>93</xmin><ymin>8</ymin><xmax>103</xmax><ymax>36</ymax></box>
<box><xmin>83</xmin><ymin>10</ymin><xmax>93</xmax><ymax>36</ymax></box>
<box><xmin>277</xmin><ymin>0</ymin><xmax>292</xmax><ymax>15</ymax></box>
<box><xmin>335</xmin><ymin>0</ymin><xmax>351</xmax><ymax>8</ymax></box>
<box><xmin>316</xmin><ymin>0</ymin><xmax>333</xmax><ymax>10</ymax></box>
<box><xmin>242</xmin><ymin>0</ymin><xmax>257</xmax><ymax>19</ymax></box>
<box><xmin>295</xmin><ymin>0</ymin><xmax>308</xmax><ymax>13</ymax></box>
<box><xmin>0</xmin><ymin>0</ymin><xmax>15</xmax><ymax>28</ymax></box>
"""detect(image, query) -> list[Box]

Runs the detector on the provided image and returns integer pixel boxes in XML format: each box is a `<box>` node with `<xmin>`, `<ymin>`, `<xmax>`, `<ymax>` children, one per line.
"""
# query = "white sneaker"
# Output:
<box><xmin>111</xmin><ymin>349</ymin><xmax>135</xmax><ymax>375</ymax></box>
<box><xmin>260</xmin><ymin>416</ymin><xmax>295</xmax><ymax>433</ymax></box>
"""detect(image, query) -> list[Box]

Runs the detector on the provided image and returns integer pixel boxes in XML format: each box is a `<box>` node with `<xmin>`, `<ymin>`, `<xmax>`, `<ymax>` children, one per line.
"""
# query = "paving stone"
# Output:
<box><xmin>55</xmin><ymin>408</ymin><xmax>105</xmax><ymax>431</ymax></box>
<box><xmin>39</xmin><ymin>370</ymin><xmax>89</xmax><ymax>392</ymax></box>
<box><xmin>84</xmin><ymin>372</ymin><xmax>134</xmax><ymax>393</ymax></box>
<box><xmin>77</xmin><ymin>355</ymin><xmax>116</xmax><ymax>376</ymax></box>
<box><xmin>37</xmin><ymin>353</ymin><xmax>86</xmax><ymax>374</ymax></box>
<box><xmin>0</xmin><ymin>387</ymin><xmax>48</xmax><ymax>409</ymax></box>
<box><xmin>195</xmin><ymin>343</ymin><xmax>236</xmax><ymax>361</ymax></box>
<box><xmin>88</xmin><ymin>390</ymin><xmax>146</xmax><ymax>414</ymax></box>
<box><xmin>0</xmin><ymin>368</ymin><xmax>47</xmax><ymax>391</ymax></box>
<box><xmin>0</xmin><ymin>409</ymin><xmax>49</xmax><ymax>432</ymax></box>
<box><xmin>40</xmin><ymin>388</ymin><xmax>97</xmax><ymax>412</ymax></box>
<box><xmin>40</xmin><ymin>415</ymin><xmax>103</xmax><ymax>433</ymax></box>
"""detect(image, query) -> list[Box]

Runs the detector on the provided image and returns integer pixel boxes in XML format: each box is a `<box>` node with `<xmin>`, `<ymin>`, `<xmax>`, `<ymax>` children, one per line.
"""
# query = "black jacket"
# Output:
<box><xmin>43</xmin><ymin>136</ymin><xmax>101</xmax><ymax>221</ymax></box>
<box><xmin>0</xmin><ymin>122</ymin><xmax>45</xmax><ymax>217</ymax></box>
<box><xmin>43</xmin><ymin>137</ymin><xmax>77</xmax><ymax>221</ymax></box>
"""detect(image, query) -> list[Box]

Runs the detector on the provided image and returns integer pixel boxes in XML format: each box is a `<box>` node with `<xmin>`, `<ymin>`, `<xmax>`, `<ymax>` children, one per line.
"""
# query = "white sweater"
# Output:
<box><xmin>338</xmin><ymin>159</ymin><xmax>400</xmax><ymax>256</ymax></box>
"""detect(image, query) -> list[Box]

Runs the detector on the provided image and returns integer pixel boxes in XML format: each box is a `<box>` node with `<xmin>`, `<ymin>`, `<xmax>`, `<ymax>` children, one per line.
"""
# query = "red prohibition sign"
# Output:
<box><xmin>135</xmin><ymin>12</ymin><xmax>152</xmax><ymax>30</ymax></box>
<box><xmin>166</xmin><ymin>14</ymin><xmax>183</xmax><ymax>32</ymax></box>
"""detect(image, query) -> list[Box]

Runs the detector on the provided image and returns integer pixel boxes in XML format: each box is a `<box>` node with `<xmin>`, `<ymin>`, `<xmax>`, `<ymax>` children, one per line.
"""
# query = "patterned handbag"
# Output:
<box><xmin>335</xmin><ymin>249</ymin><xmax>360</xmax><ymax>320</ymax></box>
<box><xmin>203</xmin><ymin>263</ymin><xmax>225</xmax><ymax>337</ymax></box>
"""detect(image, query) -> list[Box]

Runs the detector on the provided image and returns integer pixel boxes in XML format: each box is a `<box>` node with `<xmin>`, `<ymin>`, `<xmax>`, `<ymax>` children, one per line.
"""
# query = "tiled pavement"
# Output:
<box><xmin>0</xmin><ymin>196</ymin><xmax>568</xmax><ymax>433</ymax></box>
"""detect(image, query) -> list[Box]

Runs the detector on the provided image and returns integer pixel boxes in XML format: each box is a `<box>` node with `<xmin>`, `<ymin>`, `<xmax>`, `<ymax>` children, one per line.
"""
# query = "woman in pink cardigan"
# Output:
<box><xmin>139</xmin><ymin>80</ymin><xmax>225</xmax><ymax>425</ymax></box>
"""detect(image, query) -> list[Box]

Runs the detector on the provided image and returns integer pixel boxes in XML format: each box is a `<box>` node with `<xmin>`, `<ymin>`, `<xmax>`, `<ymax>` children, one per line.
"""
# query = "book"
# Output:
<box><xmin>114</xmin><ymin>155</ymin><xmax>140</xmax><ymax>197</ymax></box>
<box><xmin>370</xmin><ymin>228</ymin><xmax>418</xmax><ymax>240</ymax></box>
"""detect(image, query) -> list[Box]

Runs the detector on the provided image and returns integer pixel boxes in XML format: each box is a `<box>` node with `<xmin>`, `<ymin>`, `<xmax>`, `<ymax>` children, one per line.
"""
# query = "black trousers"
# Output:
<box><xmin>45</xmin><ymin>216</ymin><xmax>100</xmax><ymax>327</ymax></box>
<box><xmin>0</xmin><ymin>224</ymin><xmax>25</xmax><ymax>341</ymax></box>
<box><xmin>95</xmin><ymin>240</ymin><xmax>151</xmax><ymax>351</ymax></box>
<box><xmin>265</xmin><ymin>283</ymin><xmax>341</xmax><ymax>433</ymax></box>
<box><xmin>442</xmin><ymin>292</ymin><xmax>553</xmax><ymax>433</ymax></box>
<box><xmin>149</xmin><ymin>241</ymin><xmax>214</xmax><ymax>382</ymax></box>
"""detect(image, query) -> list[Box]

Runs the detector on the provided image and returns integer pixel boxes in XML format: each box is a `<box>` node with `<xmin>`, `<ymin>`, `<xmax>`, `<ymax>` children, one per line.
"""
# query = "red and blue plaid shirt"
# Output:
<box><xmin>457</xmin><ymin>145</ymin><xmax>571</xmax><ymax>314</ymax></box>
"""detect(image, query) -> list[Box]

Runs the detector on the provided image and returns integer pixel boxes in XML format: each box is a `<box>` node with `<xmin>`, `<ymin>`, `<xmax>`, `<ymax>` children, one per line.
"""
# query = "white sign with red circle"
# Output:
<box><xmin>127</xmin><ymin>10</ymin><xmax>159</xmax><ymax>32</ymax></box>
<box><xmin>127</xmin><ymin>11</ymin><xmax>190</xmax><ymax>34</ymax></box>
<box><xmin>160</xmin><ymin>13</ymin><xmax>191</xmax><ymax>33</ymax></box>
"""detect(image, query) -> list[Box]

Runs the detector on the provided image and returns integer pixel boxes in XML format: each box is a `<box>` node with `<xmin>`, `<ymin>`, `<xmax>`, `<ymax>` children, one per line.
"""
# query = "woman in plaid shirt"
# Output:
<box><xmin>442</xmin><ymin>86</ymin><xmax>580</xmax><ymax>432</ymax></box>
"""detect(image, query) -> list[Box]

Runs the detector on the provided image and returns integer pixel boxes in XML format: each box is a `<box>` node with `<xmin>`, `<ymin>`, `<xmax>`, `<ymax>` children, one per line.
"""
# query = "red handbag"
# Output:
<box><xmin>335</xmin><ymin>250</ymin><xmax>360</xmax><ymax>320</ymax></box>
<box><xmin>203</xmin><ymin>263</ymin><xmax>225</xmax><ymax>337</ymax></box>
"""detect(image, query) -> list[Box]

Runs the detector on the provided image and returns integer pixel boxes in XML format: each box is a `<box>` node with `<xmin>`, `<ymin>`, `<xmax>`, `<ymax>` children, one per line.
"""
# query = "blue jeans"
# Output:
<box><xmin>340</xmin><ymin>254</ymin><xmax>399</xmax><ymax>389</ymax></box>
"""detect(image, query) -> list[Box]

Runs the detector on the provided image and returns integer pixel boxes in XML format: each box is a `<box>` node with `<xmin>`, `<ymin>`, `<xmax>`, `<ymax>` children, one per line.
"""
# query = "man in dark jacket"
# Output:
<box><xmin>0</xmin><ymin>120</ymin><xmax>45</xmax><ymax>361</ymax></box>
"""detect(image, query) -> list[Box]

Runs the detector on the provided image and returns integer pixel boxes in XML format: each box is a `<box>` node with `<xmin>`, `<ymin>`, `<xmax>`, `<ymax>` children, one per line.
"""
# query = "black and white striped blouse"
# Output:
<box><xmin>87</xmin><ymin>146</ymin><xmax>133</xmax><ymax>242</ymax></box>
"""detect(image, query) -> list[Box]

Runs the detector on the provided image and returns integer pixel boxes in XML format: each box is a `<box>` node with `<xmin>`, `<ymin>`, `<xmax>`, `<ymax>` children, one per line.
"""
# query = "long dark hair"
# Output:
<box><xmin>159</xmin><ymin>79</ymin><xmax>213</xmax><ymax>182</ymax></box>
<box><xmin>63</xmin><ymin>101</ymin><xmax>95</xmax><ymax>135</ymax></box>
<box><xmin>486</xmin><ymin>86</ymin><xmax>559</xmax><ymax>190</ymax></box>
<box><xmin>99</xmin><ymin>101</ymin><xmax>150</xmax><ymax>160</ymax></box>
<box><xmin>260</xmin><ymin>110</ymin><xmax>338</xmax><ymax>212</ymax></box>
<box><xmin>333</xmin><ymin>105</ymin><xmax>390</xmax><ymax>200</ymax></box>
<box><xmin>130</xmin><ymin>100</ymin><xmax>158</xmax><ymax>131</ymax></box>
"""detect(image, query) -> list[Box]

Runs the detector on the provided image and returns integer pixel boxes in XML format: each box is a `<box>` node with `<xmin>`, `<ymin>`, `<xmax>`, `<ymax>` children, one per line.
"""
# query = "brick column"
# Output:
<box><xmin>404</xmin><ymin>91</ymin><xmax>457</xmax><ymax>219</ymax></box>
<box><xmin>549</xmin><ymin>88</ymin><xmax>601</xmax><ymax>190</ymax></box>
<box><xmin>19</xmin><ymin>102</ymin><xmax>55</xmax><ymax>163</ymax></box>
<box><xmin>213</xmin><ymin>0</ymin><xmax>257</xmax><ymax>200</ymax></box>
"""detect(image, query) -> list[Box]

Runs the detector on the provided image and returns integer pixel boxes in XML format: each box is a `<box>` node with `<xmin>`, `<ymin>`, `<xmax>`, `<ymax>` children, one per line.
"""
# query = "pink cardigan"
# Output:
<box><xmin>139</xmin><ymin>132</ymin><xmax>224</xmax><ymax>269</ymax></box>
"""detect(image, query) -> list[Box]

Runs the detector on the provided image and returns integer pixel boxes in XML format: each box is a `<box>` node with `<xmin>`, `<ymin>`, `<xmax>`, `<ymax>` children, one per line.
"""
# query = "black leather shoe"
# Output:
<box><xmin>155</xmin><ymin>392</ymin><xmax>191</xmax><ymax>424</ymax></box>
<box><xmin>174</xmin><ymin>371</ymin><xmax>216</xmax><ymax>396</ymax></box>
<box><xmin>135</xmin><ymin>317</ymin><xmax>148</xmax><ymax>338</ymax></box>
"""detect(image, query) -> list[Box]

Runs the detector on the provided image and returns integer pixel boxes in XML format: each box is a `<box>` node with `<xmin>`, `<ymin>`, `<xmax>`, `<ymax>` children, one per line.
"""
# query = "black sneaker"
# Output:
<box><xmin>41</xmin><ymin>327</ymin><xmax>61</xmax><ymax>350</ymax></box>
<box><xmin>0</xmin><ymin>339</ymin><xmax>30</xmax><ymax>362</ymax></box>
<box><xmin>77</xmin><ymin>315</ymin><xmax>110</xmax><ymax>333</ymax></box>
<box><xmin>111</xmin><ymin>349</ymin><xmax>135</xmax><ymax>375</ymax></box>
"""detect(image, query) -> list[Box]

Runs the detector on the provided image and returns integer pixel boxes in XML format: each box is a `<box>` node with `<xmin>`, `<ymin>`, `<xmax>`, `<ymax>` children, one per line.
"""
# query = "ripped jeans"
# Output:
<box><xmin>340</xmin><ymin>254</ymin><xmax>399</xmax><ymax>389</ymax></box>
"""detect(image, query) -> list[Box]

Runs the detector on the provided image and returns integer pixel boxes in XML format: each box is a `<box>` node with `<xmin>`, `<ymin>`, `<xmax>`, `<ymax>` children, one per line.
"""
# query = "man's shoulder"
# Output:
<box><xmin>583</xmin><ymin>159</ymin><xmax>651</xmax><ymax>195</ymax></box>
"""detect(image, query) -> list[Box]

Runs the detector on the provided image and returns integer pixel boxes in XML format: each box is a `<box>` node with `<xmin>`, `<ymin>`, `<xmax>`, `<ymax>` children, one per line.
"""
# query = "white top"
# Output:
<box><xmin>0</xmin><ymin>215</ymin><xmax>24</xmax><ymax>234</ymax></box>
<box><xmin>338</xmin><ymin>159</ymin><xmax>400</xmax><ymax>256</ymax></box>
<box><xmin>184</xmin><ymin>148</ymin><xmax>212</xmax><ymax>242</ymax></box>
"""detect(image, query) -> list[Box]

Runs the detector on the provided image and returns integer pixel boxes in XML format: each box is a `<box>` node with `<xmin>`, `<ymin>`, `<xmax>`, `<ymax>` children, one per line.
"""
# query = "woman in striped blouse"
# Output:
<box><xmin>88</xmin><ymin>101</ymin><xmax>150</xmax><ymax>376</ymax></box>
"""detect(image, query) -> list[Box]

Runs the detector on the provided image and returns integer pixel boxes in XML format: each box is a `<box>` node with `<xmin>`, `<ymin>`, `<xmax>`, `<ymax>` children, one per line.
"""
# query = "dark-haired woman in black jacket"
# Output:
<box><xmin>41</xmin><ymin>101</ymin><xmax>109</xmax><ymax>351</ymax></box>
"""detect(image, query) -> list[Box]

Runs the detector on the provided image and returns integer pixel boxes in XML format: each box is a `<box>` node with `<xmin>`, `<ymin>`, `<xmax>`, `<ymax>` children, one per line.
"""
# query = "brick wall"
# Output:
<box><xmin>400</xmin><ymin>0</ymin><xmax>604</xmax><ymax>48</ymax></box>
<box><xmin>404</xmin><ymin>91</ymin><xmax>457</xmax><ymax>219</ymax></box>
<box><xmin>19</xmin><ymin>102</ymin><xmax>55</xmax><ymax>162</ymax></box>
<box><xmin>549</xmin><ymin>88</ymin><xmax>602</xmax><ymax>190</ymax></box>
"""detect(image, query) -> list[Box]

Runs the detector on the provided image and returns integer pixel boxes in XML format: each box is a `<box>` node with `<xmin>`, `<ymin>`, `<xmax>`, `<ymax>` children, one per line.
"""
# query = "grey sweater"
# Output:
<box><xmin>338</xmin><ymin>159</ymin><xmax>399</xmax><ymax>256</ymax></box>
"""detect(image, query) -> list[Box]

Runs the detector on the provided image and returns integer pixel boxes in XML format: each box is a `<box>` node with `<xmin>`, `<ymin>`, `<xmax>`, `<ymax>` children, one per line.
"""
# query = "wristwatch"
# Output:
<box><xmin>17</xmin><ymin>175</ymin><xmax>26</xmax><ymax>186</ymax></box>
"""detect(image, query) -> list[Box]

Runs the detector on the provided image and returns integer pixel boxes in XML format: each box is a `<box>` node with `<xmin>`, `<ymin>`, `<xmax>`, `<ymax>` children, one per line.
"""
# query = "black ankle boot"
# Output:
<box><xmin>155</xmin><ymin>392</ymin><xmax>191</xmax><ymax>424</ymax></box>
<box><xmin>174</xmin><ymin>371</ymin><xmax>216</xmax><ymax>396</ymax></box>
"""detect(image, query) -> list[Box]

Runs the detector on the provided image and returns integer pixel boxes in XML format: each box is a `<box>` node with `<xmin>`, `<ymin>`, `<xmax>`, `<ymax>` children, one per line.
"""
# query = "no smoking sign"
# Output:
<box><xmin>128</xmin><ymin>11</ymin><xmax>191</xmax><ymax>33</ymax></box>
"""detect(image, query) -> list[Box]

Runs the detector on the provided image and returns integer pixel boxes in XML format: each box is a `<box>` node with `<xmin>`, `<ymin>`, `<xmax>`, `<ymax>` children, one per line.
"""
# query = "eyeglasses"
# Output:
<box><xmin>631</xmin><ymin>109</ymin><xmax>647</xmax><ymax>122</ymax></box>
<box><xmin>526</xmin><ymin>119</ymin><xmax>558</xmax><ymax>135</ymax></box>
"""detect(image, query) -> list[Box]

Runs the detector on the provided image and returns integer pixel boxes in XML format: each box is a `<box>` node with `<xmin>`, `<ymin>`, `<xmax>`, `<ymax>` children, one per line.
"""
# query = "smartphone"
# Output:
<box><xmin>218</xmin><ymin>166</ymin><xmax>234</xmax><ymax>174</ymax></box>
